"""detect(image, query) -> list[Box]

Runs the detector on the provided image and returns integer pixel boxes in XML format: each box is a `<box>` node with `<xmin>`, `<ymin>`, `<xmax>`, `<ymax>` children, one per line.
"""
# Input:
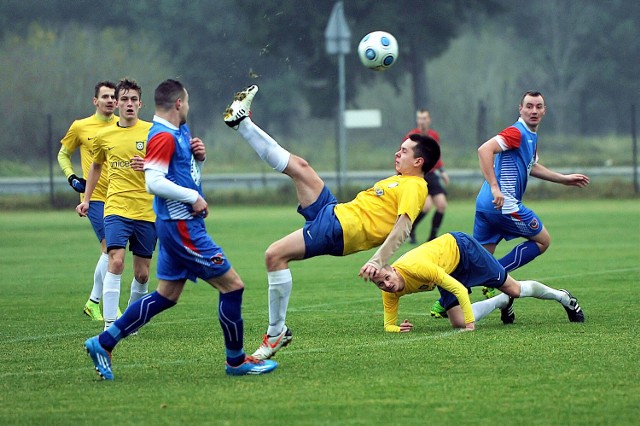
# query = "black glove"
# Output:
<box><xmin>67</xmin><ymin>174</ymin><xmax>87</xmax><ymax>193</ymax></box>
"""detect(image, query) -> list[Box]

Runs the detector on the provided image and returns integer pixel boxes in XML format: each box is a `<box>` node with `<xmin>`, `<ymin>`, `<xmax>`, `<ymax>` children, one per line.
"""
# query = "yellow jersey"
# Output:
<box><xmin>93</xmin><ymin>120</ymin><xmax>155</xmax><ymax>221</ymax></box>
<box><xmin>334</xmin><ymin>174</ymin><xmax>427</xmax><ymax>255</ymax></box>
<box><xmin>381</xmin><ymin>233</ymin><xmax>474</xmax><ymax>331</ymax></box>
<box><xmin>59</xmin><ymin>113</ymin><xmax>116</xmax><ymax>202</ymax></box>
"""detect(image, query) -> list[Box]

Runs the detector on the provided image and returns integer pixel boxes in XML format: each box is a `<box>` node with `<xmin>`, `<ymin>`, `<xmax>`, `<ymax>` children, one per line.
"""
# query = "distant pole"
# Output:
<box><xmin>47</xmin><ymin>114</ymin><xmax>54</xmax><ymax>207</ymax></box>
<box><xmin>632</xmin><ymin>104</ymin><xmax>638</xmax><ymax>194</ymax></box>
<box><xmin>325</xmin><ymin>1</ymin><xmax>351</xmax><ymax>200</ymax></box>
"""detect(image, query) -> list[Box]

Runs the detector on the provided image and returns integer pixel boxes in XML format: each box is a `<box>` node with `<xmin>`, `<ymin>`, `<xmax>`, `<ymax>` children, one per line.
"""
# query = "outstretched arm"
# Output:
<box><xmin>359</xmin><ymin>214</ymin><xmax>412</xmax><ymax>281</ymax></box>
<box><xmin>530</xmin><ymin>163</ymin><xmax>590</xmax><ymax>187</ymax></box>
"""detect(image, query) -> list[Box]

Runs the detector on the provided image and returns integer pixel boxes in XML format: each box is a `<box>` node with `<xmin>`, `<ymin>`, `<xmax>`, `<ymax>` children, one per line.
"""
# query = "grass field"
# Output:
<box><xmin>1</xmin><ymin>199</ymin><xmax>639</xmax><ymax>425</ymax></box>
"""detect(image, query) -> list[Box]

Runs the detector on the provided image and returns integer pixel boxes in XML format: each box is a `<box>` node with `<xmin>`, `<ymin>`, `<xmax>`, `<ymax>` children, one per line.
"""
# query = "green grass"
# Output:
<box><xmin>1</xmin><ymin>200</ymin><xmax>639</xmax><ymax>425</ymax></box>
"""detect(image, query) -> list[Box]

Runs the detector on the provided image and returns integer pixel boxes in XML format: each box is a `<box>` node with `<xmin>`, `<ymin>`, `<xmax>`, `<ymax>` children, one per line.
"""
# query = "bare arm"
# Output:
<box><xmin>359</xmin><ymin>214</ymin><xmax>412</xmax><ymax>281</ymax></box>
<box><xmin>530</xmin><ymin>163</ymin><xmax>590</xmax><ymax>187</ymax></box>
<box><xmin>478</xmin><ymin>138</ymin><xmax>505</xmax><ymax>209</ymax></box>
<box><xmin>75</xmin><ymin>162</ymin><xmax>102</xmax><ymax>216</ymax></box>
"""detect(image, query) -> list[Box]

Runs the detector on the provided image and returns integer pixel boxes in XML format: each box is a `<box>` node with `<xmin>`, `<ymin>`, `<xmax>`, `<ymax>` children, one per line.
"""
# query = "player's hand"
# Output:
<box><xmin>190</xmin><ymin>138</ymin><xmax>206</xmax><ymax>162</ymax></box>
<box><xmin>460</xmin><ymin>322</ymin><xmax>475</xmax><ymax>332</ymax></box>
<box><xmin>359</xmin><ymin>263</ymin><xmax>380</xmax><ymax>282</ymax></box>
<box><xmin>192</xmin><ymin>195</ymin><xmax>208</xmax><ymax>218</ymax></box>
<box><xmin>67</xmin><ymin>174</ymin><xmax>86</xmax><ymax>193</ymax></box>
<box><xmin>130</xmin><ymin>156</ymin><xmax>144</xmax><ymax>172</ymax></box>
<box><xmin>564</xmin><ymin>173</ymin><xmax>590</xmax><ymax>188</ymax></box>
<box><xmin>76</xmin><ymin>201</ymin><xmax>89</xmax><ymax>217</ymax></box>
<box><xmin>490</xmin><ymin>185</ymin><xmax>504</xmax><ymax>209</ymax></box>
<box><xmin>399</xmin><ymin>319</ymin><xmax>413</xmax><ymax>333</ymax></box>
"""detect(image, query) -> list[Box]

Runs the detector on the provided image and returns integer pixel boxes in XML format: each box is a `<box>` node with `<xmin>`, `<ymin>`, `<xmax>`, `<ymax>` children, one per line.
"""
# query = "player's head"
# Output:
<box><xmin>408</xmin><ymin>133</ymin><xmax>440</xmax><ymax>173</ymax></box>
<box><xmin>115</xmin><ymin>78</ymin><xmax>142</xmax><ymax>122</ymax></box>
<box><xmin>416</xmin><ymin>108</ymin><xmax>432</xmax><ymax>132</ymax></box>
<box><xmin>154</xmin><ymin>79</ymin><xmax>189</xmax><ymax>124</ymax></box>
<box><xmin>373</xmin><ymin>265</ymin><xmax>404</xmax><ymax>293</ymax></box>
<box><xmin>519</xmin><ymin>90</ymin><xmax>546</xmax><ymax>130</ymax></box>
<box><xmin>93</xmin><ymin>81</ymin><xmax>116</xmax><ymax>117</ymax></box>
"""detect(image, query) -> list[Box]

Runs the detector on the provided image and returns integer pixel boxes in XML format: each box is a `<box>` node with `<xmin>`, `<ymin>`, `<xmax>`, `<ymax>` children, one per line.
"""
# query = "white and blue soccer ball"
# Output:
<box><xmin>357</xmin><ymin>31</ymin><xmax>399</xmax><ymax>71</ymax></box>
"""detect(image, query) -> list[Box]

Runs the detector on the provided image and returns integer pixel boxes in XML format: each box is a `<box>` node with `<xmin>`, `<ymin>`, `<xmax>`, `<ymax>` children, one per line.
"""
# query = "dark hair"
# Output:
<box><xmin>94</xmin><ymin>81</ymin><xmax>115</xmax><ymax>98</ymax></box>
<box><xmin>408</xmin><ymin>133</ymin><xmax>440</xmax><ymax>173</ymax></box>
<box><xmin>154</xmin><ymin>79</ymin><xmax>186</xmax><ymax>110</ymax></box>
<box><xmin>520</xmin><ymin>90</ymin><xmax>544</xmax><ymax>106</ymax></box>
<box><xmin>115</xmin><ymin>78</ymin><xmax>142</xmax><ymax>100</ymax></box>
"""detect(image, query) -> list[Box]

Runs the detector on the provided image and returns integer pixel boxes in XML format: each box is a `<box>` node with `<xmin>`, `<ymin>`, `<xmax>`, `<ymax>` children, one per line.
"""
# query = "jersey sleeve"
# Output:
<box><xmin>382</xmin><ymin>292</ymin><xmax>401</xmax><ymax>332</ymax></box>
<box><xmin>60</xmin><ymin>121</ymin><xmax>80</xmax><ymax>151</ymax></box>
<box><xmin>92</xmin><ymin>133</ymin><xmax>106</xmax><ymax>164</ymax></box>
<box><xmin>437</xmin><ymin>273</ymin><xmax>475</xmax><ymax>324</ymax></box>
<box><xmin>397</xmin><ymin>178</ymin><xmax>427</xmax><ymax>222</ymax></box>
<box><xmin>496</xmin><ymin>126</ymin><xmax>522</xmax><ymax>150</ymax></box>
<box><xmin>144</xmin><ymin>132</ymin><xmax>175</xmax><ymax>174</ymax></box>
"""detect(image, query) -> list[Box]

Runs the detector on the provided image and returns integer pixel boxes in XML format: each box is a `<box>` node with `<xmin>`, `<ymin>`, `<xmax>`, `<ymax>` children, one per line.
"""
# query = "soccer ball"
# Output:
<box><xmin>357</xmin><ymin>31</ymin><xmax>399</xmax><ymax>71</ymax></box>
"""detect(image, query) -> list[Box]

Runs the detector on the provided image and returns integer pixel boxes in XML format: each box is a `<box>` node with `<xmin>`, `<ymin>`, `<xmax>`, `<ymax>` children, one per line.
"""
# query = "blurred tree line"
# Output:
<box><xmin>0</xmin><ymin>0</ymin><xmax>637</xmax><ymax>173</ymax></box>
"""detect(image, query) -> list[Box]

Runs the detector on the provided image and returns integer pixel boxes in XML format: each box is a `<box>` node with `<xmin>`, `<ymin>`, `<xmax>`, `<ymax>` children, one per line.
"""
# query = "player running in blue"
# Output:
<box><xmin>84</xmin><ymin>79</ymin><xmax>277</xmax><ymax>380</ymax></box>
<box><xmin>474</xmin><ymin>90</ymin><xmax>589</xmax><ymax>271</ymax></box>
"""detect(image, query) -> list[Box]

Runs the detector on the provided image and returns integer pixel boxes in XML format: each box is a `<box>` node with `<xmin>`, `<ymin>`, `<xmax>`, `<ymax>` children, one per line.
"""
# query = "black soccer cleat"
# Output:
<box><xmin>560</xmin><ymin>289</ymin><xmax>585</xmax><ymax>323</ymax></box>
<box><xmin>500</xmin><ymin>297</ymin><xmax>515</xmax><ymax>324</ymax></box>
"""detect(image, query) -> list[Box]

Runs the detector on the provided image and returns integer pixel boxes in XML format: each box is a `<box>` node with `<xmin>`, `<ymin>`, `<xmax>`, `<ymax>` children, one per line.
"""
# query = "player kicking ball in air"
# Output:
<box><xmin>223</xmin><ymin>85</ymin><xmax>441</xmax><ymax>360</ymax></box>
<box><xmin>369</xmin><ymin>232</ymin><xmax>584</xmax><ymax>332</ymax></box>
<box><xmin>84</xmin><ymin>79</ymin><xmax>277</xmax><ymax>380</ymax></box>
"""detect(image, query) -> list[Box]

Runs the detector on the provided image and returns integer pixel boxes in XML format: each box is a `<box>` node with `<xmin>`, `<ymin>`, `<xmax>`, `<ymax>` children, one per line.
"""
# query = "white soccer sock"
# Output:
<box><xmin>266</xmin><ymin>269</ymin><xmax>293</xmax><ymax>336</ymax></box>
<box><xmin>103</xmin><ymin>271</ymin><xmax>122</xmax><ymax>323</ymax></box>
<box><xmin>90</xmin><ymin>252</ymin><xmax>109</xmax><ymax>302</ymax></box>
<box><xmin>128</xmin><ymin>278</ymin><xmax>149</xmax><ymax>306</ymax></box>
<box><xmin>238</xmin><ymin>118</ymin><xmax>291</xmax><ymax>172</ymax></box>
<box><xmin>519</xmin><ymin>280</ymin><xmax>568</xmax><ymax>305</ymax></box>
<box><xmin>472</xmin><ymin>293</ymin><xmax>510</xmax><ymax>322</ymax></box>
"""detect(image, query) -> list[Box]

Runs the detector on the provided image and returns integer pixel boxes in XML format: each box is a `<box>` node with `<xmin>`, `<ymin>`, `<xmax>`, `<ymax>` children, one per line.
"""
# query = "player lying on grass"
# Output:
<box><xmin>369</xmin><ymin>231</ymin><xmax>584</xmax><ymax>332</ymax></box>
<box><xmin>223</xmin><ymin>85</ymin><xmax>441</xmax><ymax>360</ymax></box>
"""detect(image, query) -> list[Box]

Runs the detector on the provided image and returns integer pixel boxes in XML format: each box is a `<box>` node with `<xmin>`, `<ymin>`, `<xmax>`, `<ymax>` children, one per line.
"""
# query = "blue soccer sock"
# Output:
<box><xmin>99</xmin><ymin>291</ymin><xmax>176</xmax><ymax>351</ymax></box>
<box><xmin>219</xmin><ymin>288</ymin><xmax>246</xmax><ymax>366</ymax></box>
<box><xmin>498</xmin><ymin>240</ymin><xmax>542</xmax><ymax>272</ymax></box>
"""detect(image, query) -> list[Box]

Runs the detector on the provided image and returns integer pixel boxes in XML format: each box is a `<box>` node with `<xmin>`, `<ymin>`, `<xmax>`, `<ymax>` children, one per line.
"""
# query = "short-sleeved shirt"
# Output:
<box><xmin>334</xmin><ymin>174</ymin><xmax>427</xmax><ymax>254</ymax></box>
<box><xmin>476</xmin><ymin>118</ymin><xmax>538</xmax><ymax>214</ymax></box>
<box><xmin>60</xmin><ymin>113</ymin><xmax>116</xmax><ymax>202</ymax></box>
<box><xmin>93</xmin><ymin>119</ymin><xmax>155</xmax><ymax>221</ymax></box>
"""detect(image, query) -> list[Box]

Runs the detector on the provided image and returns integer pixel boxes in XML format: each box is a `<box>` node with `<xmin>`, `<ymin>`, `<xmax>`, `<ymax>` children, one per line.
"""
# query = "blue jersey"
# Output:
<box><xmin>145</xmin><ymin>117</ymin><xmax>204</xmax><ymax>221</ymax></box>
<box><xmin>476</xmin><ymin>118</ymin><xmax>538</xmax><ymax>214</ymax></box>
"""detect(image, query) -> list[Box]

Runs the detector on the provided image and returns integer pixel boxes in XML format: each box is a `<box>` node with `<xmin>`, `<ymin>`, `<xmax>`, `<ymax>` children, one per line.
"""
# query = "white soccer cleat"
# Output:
<box><xmin>223</xmin><ymin>85</ymin><xmax>259</xmax><ymax>129</ymax></box>
<box><xmin>251</xmin><ymin>325</ymin><xmax>293</xmax><ymax>360</ymax></box>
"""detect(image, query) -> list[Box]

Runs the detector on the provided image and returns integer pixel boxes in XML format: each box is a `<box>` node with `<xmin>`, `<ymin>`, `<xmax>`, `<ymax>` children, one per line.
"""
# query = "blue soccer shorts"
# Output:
<box><xmin>154</xmin><ymin>217</ymin><xmax>231</xmax><ymax>282</ymax></box>
<box><xmin>87</xmin><ymin>201</ymin><xmax>105</xmax><ymax>242</ymax></box>
<box><xmin>473</xmin><ymin>205</ymin><xmax>543</xmax><ymax>246</ymax></box>
<box><xmin>103</xmin><ymin>215</ymin><xmax>157</xmax><ymax>258</ymax></box>
<box><xmin>437</xmin><ymin>232</ymin><xmax>507</xmax><ymax>310</ymax></box>
<box><xmin>298</xmin><ymin>185</ymin><xmax>344</xmax><ymax>259</ymax></box>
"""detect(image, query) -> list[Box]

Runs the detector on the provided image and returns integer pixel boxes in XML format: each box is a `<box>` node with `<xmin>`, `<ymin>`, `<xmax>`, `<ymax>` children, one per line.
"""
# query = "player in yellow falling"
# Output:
<box><xmin>371</xmin><ymin>231</ymin><xmax>585</xmax><ymax>333</ymax></box>
<box><xmin>223</xmin><ymin>85</ymin><xmax>441</xmax><ymax>360</ymax></box>
<box><xmin>76</xmin><ymin>78</ymin><xmax>155</xmax><ymax>331</ymax></box>
<box><xmin>58</xmin><ymin>81</ymin><xmax>116</xmax><ymax>321</ymax></box>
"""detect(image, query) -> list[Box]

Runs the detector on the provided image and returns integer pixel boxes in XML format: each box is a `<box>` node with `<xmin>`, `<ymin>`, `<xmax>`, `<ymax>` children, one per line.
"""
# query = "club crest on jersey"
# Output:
<box><xmin>529</xmin><ymin>218</ymin><xmax>540</xmax><ymax>230</ymax></box>
<box><xmin>211</xmin><ymin>253</ymin><xmax>224</xmax><ymax>265</ymax></box>
<box><xmin>136</xmin><ymin>141</ymin><xmax>145</xmax><ymax>151</ymax></box>
<box><xmin>375</xmin><ymin>187</ymin><xmax>384</xmax><ymax>196</ymax></box>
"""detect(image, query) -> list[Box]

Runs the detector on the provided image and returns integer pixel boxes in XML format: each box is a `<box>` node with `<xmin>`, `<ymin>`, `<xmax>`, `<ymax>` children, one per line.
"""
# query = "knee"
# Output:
<box><xmin>109</xmin><ymin>257</ymin><xmax>124</xmax><ymax>273</ymax></box>
<box><xmin>135</xmin><ymin>271</ymin><xmax>149</xmax><ymax>284</ymax></box>
<box><xmin>265</xmin><ymin>244</ymin><xmax>283</xmax><ymax>271</ymax></box>
<box><xmin>537</xmin><ymin>237</ymin><xmax>550</xmax><ymax>253</ymax></box>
